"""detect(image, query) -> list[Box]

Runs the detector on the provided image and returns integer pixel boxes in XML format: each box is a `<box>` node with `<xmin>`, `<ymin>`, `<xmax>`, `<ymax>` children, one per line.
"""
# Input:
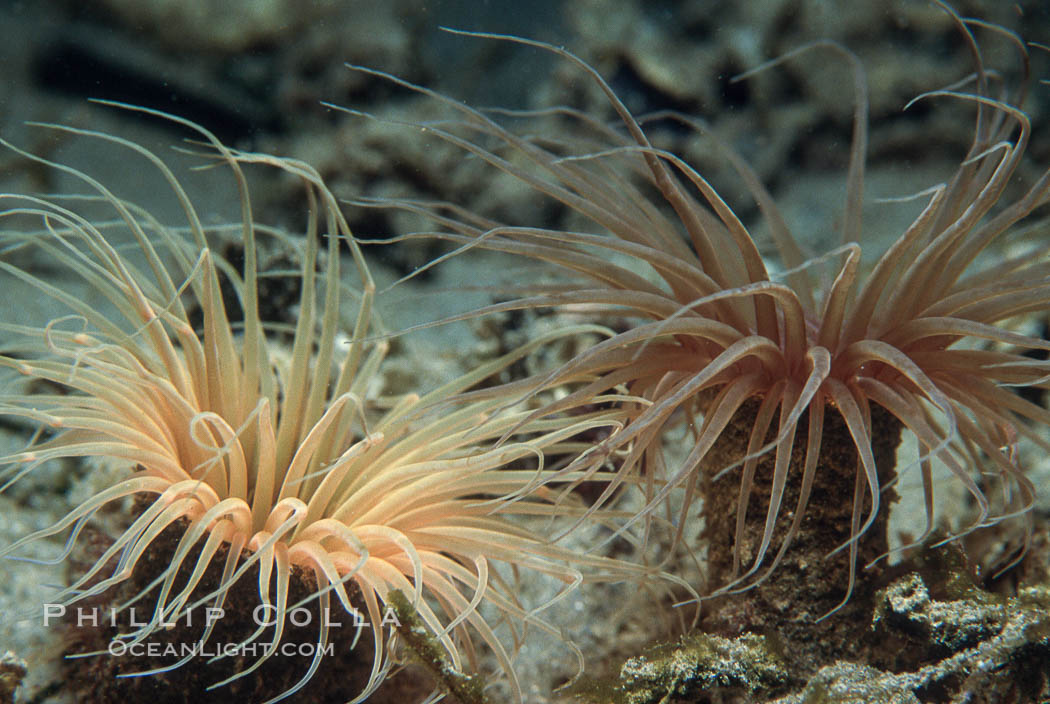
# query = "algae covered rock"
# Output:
<box><xmin>577</xmin><ymin>632</ymin><xmax>788</xmax><ymax>704</ymax></box>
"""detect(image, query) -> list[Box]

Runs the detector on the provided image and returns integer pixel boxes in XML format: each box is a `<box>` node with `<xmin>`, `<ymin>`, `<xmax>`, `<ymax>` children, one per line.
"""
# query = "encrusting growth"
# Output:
<box><xmin>0</xmin><ymin>105</ymin><xmax>655</xmax><ymax>702</ymax></box>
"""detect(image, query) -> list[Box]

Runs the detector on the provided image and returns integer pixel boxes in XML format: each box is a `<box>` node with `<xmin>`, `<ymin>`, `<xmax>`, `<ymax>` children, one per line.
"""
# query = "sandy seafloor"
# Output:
<box><xmin>1</xmin><ymin>1</ymin><xmax>1049</xmax><ymax>702</ymax></box>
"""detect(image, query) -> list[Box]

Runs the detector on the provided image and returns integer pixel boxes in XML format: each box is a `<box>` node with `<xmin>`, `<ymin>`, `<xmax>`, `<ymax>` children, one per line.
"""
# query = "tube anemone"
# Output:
<box><xmin>0</xmin><ymin>107</ymin><xmax>650</xmax><ymax>702</ymax></box>
<box><xmin>335</xmin><ymin>8</ymin><xmax>1049</xmax><ymax>674</ymax></box>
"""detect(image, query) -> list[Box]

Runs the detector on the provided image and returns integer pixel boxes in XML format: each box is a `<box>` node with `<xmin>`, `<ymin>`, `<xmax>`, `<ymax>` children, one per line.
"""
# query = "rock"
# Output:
<box><xmin>0</xmin><ymin>652</ymin><xmax>27</xmax><ymax>704</ymax></box>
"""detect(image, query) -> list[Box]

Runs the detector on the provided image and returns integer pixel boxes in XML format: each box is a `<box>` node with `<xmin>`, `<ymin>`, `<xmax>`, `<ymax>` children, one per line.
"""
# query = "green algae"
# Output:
<box><xmin>571</xmin><ymin>632</ymin><xmax>787</xmax><ymax>704</ymax></box>
<box><xmin>387</xmin><ymin>590</ymin><xmax>490</xmax><ymax>704</ymax></box>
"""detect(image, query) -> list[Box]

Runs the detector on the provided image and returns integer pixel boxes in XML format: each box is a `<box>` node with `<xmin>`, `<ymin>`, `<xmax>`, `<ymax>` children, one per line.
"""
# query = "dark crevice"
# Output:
<box><xmin>32</xmin><ymin>33</ymin><xmax>280</xmax><ymax>144</ymax></box>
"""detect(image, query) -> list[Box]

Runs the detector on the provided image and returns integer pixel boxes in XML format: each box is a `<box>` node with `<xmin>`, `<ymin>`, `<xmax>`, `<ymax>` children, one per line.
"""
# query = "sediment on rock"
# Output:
<box><xmin>699</xmin><ymin>399</ymin><xmax>903</xmax><ymax>677</ymax></box>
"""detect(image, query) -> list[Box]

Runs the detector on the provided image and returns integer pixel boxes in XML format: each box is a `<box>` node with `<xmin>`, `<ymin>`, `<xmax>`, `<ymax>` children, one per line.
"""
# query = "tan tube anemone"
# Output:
<box><xmin>335</xmin><ymin>6</ymin><xmax>1050</xmax><ymax>669</ymax></box>
<box><xmin>0</xmin><ymin>106</ymin><xmax>652</xmax><ymax>702</ymax></box>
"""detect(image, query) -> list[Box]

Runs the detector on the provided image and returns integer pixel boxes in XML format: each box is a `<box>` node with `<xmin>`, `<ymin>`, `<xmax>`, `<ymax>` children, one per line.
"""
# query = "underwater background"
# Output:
<box><xmin>1</xmin><ymin>1</ymin><xmax>1050</xmax><ymax>702</ymax></box>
